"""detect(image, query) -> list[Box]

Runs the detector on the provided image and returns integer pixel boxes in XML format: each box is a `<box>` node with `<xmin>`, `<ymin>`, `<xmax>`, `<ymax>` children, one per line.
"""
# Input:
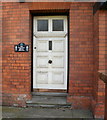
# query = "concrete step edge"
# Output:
<box><xmin>26</xmin><ymin>104</ymin><xmax>71</xmax><ymax>108</ymax></box>
<box><xmin>26</xmin><ymin>101</ymin><xmax>71</xmax><ymax>105</ymax></box>
<box><xmin>32</xmin><ymin>92</ymin><xmax>67</xmax><ymax>97</ymax></box>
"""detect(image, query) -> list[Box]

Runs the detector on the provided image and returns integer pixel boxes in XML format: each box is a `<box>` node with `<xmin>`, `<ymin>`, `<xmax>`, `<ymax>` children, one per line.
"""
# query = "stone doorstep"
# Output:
<box><xmin>26</xmin><ymin>92</ymin><xmax>71</xmax><ymax>108</ymax></box>
<box><xmin>26</xmin><ymin>104</ymin><xmax>71</xmax><ymax>108</ymax></box>
<box><xmin>2</xmin><ymin>106</ymin><xmax>94</xmax><ymax>118</ymax></box>
<box><xmin>32</xmin><ymin>92</ymin><xmax>68</xmax><ymax>97</ymax></box>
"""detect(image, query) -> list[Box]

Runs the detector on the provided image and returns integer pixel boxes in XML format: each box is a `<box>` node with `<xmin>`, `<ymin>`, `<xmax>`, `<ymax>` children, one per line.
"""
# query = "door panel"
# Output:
<box><xmin>52</xmin><ymin>56</ymin><xmax>64</xmax><ymax>68</ymax></box>
<box><xmin>52</xmin><ymin>72</ymin><xmax>64</xmax><ymax>84</ymax></box>
<box><xmin>53</xmin><ymin>40</ymin><xmax>64</xmax><ymax>52</ymax></box>
<box><xmin>37</xmin><ymin>72</ymin><xmax>48</xmax><ymax>84</ymax></box>
<box><xmin>33</xmin><ymin>16</ymin><xmax>68</xmax><ymax>89</ymax></box>
<box><xmin>37</xmin><ymin>40</ymin><xmax>48</xmax><ymax>52</ymax></box>
<box><xmin>37</xmin><ymin>56</ymin><xmax>48</xmax><ymax>68</ymax></box>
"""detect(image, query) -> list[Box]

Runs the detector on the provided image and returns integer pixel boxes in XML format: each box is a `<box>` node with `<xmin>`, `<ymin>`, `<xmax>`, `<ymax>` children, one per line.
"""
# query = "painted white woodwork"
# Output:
<box><xmin>33</xmin><ymin>16</ymin><xmax>68</xmax><ymax>89</ymax></box>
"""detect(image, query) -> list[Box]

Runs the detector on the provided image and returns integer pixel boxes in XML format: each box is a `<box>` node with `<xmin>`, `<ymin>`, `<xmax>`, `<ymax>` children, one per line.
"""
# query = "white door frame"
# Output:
<box><xmin>33</xmin><ymin>16</ymin><xmax>68</xmax><ymax>89</ymax></box>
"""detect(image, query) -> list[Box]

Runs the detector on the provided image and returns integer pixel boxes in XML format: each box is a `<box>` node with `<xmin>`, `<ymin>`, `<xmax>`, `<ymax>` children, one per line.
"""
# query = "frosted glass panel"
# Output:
<box><xmin>37</xmin><ymin>20</ymin><xmax>48</xmax><ymax>31</ymax></box>
<box><xmin>53</xmin><ymin>20</ymin><xmax>64</xmax><ymax>31</ymax></box>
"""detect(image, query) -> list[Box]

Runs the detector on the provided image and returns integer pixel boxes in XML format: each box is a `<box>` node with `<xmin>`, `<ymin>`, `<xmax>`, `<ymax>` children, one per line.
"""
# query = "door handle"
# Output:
<box><xmin>48</xmin><ymin>60</ymin><xmax>52</xmax><ymax>64</ymax></box>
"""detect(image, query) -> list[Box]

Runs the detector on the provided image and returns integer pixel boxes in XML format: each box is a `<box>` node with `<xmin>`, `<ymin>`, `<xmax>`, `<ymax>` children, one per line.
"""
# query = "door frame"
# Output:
<box><xmin>32</xmin><ymin>14</ymin><xmax>69</xmax><ymax>91</ymax></box>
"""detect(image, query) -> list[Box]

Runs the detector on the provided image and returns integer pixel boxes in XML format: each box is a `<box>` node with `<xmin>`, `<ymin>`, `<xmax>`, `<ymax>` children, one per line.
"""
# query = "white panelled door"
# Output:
<box><xmin>33</xmin><ymin>16</ymin><xmax>68</xmax><ymax>89</ymax></box>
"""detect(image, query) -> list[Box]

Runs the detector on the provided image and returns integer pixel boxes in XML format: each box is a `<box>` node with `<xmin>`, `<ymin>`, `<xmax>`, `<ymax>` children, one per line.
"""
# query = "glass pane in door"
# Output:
<box><xmin>52</xmin><ymin>20</ymin><xmax>64</xmax><ymax>31</ymax></box>
<box><xmin>37</xmin><ymin>20</ymin><xmax>48</xmax><ymax>31</ymax></box>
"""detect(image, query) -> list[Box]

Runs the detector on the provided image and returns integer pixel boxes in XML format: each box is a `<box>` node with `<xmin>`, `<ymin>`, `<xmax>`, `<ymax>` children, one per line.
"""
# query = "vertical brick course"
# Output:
<box><xmin>0</xmin><ymin>1</ymin><xmax>2</xmax><ymax>105</ymax></box>
<box><xmin>68</xmin><ymin>3</ymin><xmax>94</xmax><ymax>97</ymax></box>
<box><xmin>92</xmin><ymin>10</ymin><xmax>107</xmax><ymax>118</ymax></box>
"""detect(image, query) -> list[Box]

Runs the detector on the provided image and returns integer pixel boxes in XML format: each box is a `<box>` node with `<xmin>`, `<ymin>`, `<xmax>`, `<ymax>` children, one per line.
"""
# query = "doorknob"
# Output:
<box><xmin>48</xmin><ymin>60</ymin><xmax>52</xmax><ymax>64</ymax></box>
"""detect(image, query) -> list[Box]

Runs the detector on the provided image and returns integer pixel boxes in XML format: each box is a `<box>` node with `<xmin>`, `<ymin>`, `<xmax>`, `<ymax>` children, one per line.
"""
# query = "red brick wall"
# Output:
<box><xmin>0</xmin><ymin>1</ymin><xmax>2</xmax><ymax>105</ymax></box>
<box><xmin>92</xmin><ymin>10</ymin><xmax>107</xmax><ymax>118</ymax></box>
<box><xmin>106</xmin><ymin>11</ymin><xmax>107</xmax><ymax>120</ymax></box>
<box><xmin>2</xmin><ymin>1</ymin><xmax>70</xmax><ymax>107</ymax></box>
<box><xmin>2</xmin><ymin>2</ymin><xmax>31</xmax><ymax>107</ymax></box>
<box><xmin>105</xmin><ymin>84</ymin><xmax>107</xmax><ymax>120</ymax></box>
<box><xmin>2</xmin><ymin>1</ymin><xmax>94</xmax><ymax>107</ymax></box>
<box><xmin>67</xmin><ymin>2</ymin><xmax>94</xmax><ymax>109</ymax></box>
<box><xmin>2</xmin><ymin>2</ymin><xmax>106</xmax><ymax>118</ymax></box>
<box><xmin>93</xmin><ymin>11</ymin><xmax>99</xmax><ymax>102</ymax></box>
<box><xmin>97</xmin><ymin>10</ymin><xmax>106</xmax><ymax>118</ymax></box>
<box><xmin>92</xmin><ymin>10</ymin><xmax>99</xmax><ymax>118</ymax></box>
<box><xmin>2</xmin><ymin>1</ymin><xmax>72</xmax><ymax>107</ymax></box>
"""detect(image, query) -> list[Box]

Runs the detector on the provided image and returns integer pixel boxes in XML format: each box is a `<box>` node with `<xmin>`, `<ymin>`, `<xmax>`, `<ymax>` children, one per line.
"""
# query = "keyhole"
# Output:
<box><xmin>48</xmin><ymin>60</ymin><xmax>52</xmax><ymax>64</ymax></box>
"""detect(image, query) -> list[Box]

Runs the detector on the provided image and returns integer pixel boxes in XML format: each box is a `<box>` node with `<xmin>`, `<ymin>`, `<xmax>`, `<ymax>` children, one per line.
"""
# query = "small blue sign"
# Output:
<box><xmin>14</xmin><ymin>43</ymin><xmax>29</xmax><ymax>52</ymax></box>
